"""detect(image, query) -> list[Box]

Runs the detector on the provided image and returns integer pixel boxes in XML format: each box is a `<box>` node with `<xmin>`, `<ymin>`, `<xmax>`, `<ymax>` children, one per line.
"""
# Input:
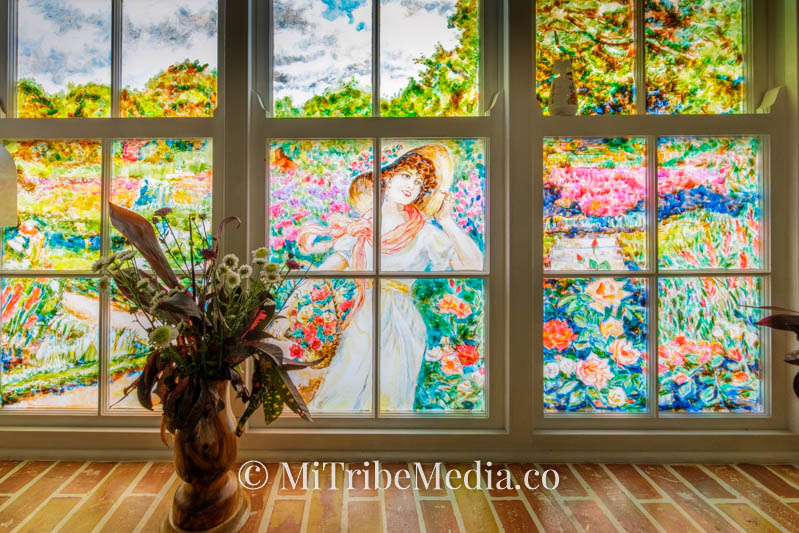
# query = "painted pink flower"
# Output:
<box><xmin>576</xmin><ymin>354</ymin><xmax>614</xmax><ymax>390</ymax></box>
<box><xmin>609</xmin><ymin>339</ymin><xmax>641</xmax><ymax>367</ymax></box>
<box><xmin>271</xmin><ymin>237</ymin><xmax>285</xmax><ymax>250</ymax></box>
<box><xmin>440</xmin><ymin>354</ymin><xmax>464</xmax><ymax>376</ymax></box>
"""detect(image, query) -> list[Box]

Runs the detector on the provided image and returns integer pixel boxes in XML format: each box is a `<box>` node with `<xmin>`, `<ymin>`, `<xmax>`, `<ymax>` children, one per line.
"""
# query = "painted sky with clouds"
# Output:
<box><xmin>274</xmin><ymin>0</ymin><xmax>459</xmax><ymax>106</ymax></box>
<box><xmin>17</xmin><ymin>0</ymin><xmax>216</xmax><ymax>94</ymax></box>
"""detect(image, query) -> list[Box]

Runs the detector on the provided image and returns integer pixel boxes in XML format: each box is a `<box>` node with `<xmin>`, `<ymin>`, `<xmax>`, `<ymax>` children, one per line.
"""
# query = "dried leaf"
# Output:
<box><xmin>109</xmin><ymin>203</ymin><xmax>179</xmax><ymax>288</ymax></box>
<box><xmin>274</xmin><ymin>365</ymin><xmax>313</xmax><ymax>422</ymax></box>
<box><xmin>137</xmin><ymin>351</ymin><xmax>162</xmax><ymax>410</ymax></box>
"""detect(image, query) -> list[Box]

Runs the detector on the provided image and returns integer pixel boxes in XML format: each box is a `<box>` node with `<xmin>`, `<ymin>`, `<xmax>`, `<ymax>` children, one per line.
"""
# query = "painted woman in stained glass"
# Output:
<box><xmin>296</xmin><ymin>144</ymin><xmax>482</xmax><ymax>411</ymax></box>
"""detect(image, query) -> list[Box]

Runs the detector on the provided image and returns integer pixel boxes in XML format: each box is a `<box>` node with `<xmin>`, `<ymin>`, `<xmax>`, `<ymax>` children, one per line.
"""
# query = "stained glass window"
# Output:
<box><xmin>386</xmin><ymin>277</ymin><xmax>485</xmax><ymax>413</ymax></box>
<box><xmin>380</xmin><ymin>139</ymin><xmax>486</xmax><ymax>272</ymax></box>
<box><xmin>544</xmin><ymin>138</ymin><xmax>646</xmax><ymax>271</ymax></box>
<box><xmin>16</xmin><ymin>0</ymin><xmax>112</xmax><ymax>118</ymax></box>
<box><xmin>535</xmin><ymin>0</ymin><xmax>636</xmax><ymax>115</ymax></box>
<box><xmin>108</xmin><ymin>283</ymin><xmax>150</xmax><ymax>410</ymax></box>
<box><xmin>121</xmin><ymin>0</ymin><xmax>218</xmax><ymax>117</ymax></box>
<box><xmin>2</xmin><ymin>140</ymin><xmax>102</xmax><ymax>270</ymax></box>
<box><xmin>658</xmin><ymin>137</ymin><xmax>761</xmax><ymax>270</ymax></box>
<box><xmin>379</xmin><ymin>0</ymin><xmax>479</xmax><ymax>117</ymax></box>
<box><xmin>646</xmin><ymin>0</ymin><xmax>744</xmax><ymax>114</ymax></box>
<box><xmin>543</xmin><ymin>278</ymin><xmax>647</xmax><ymax>413</ymax></box>
<box><xmin>267</xmin><ymin>138</ymin><xmax>488</xmax><ymax>415</ymax></box>
<box><xmin>269</xmin><ymin>278</ymin><xmax>373</xmax><ymax>413</ymax></box>
<box><xmin>1</xmin><ymin>278</ymin><xmax>99</xmax><ymax>409</ymax></box>
<box><xmin>111</xmin><ymin>139</ymin><xmax>213</xmax><ymax>266</ymax></box>
<box><xmin>658</xmin><ymin>277</ymin><xmax>761</xmax><ymax>413</ymax></box>
<box><xmin>272</xmin><ymin>0</ymin><xmax>372</xmax><ymax>117</ymax></box>
<box><xmin>268</xmin><ymin>139</ymin><xmax>373</xmax><ymax>270</ymax></box>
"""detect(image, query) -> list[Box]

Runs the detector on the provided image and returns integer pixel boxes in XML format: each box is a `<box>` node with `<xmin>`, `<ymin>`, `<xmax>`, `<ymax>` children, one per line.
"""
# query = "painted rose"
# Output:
<box><xmin>599</xmin><ymin>318</ymin><xmax>624</xmax><ymax>339</ymax></box>
<box><xmin>576</xmin><ymin>354</ymin><xmax>614</xmax><ymax>390</ymax></box>
<box><xmin>290</xmin><ymin>343</ymin><xmax>304</xmax><ymax>359</ymax></box>
<box><xmin>584</xmin><ymin>279</ymin><xmax>630</xmax><ymax>313</ymax></box>
<box><xmin>437</xmin><ymin>294</ymin><xmax>472</xmax><ymax>319</ymax></box>
<box><xmin>543</xmin><ymin>319</ymin><xmax>577</xmax><ymax>352</ymax></box>
<box><xmin>457</xmin><ymin>380</ymin><xmax>476</xmax><ymax>396</ymax></box>
<box><xmin>558</xmin><ymin>356</ymin><xmax>577</xmax><ymax>376</ymax></box>
<box><xmin>609</xmin><ymin>339</ymin><xmax>641</xmax><ymax>367</ymax></box>
<box><xmin>425</xmin><ymin>346</ymin><xmax>448</xmax><ymax>362</ymax></box>
<box><xmin>543</xmin><ymin>362</ymin><xmax>560</xmax><ymax>379</ymax></box>
<box><xmin>440</xmin><ymin>353</ymin><xmax>464</xmax><ymax>376</ymax></box>
<box><xmin>470</xmin><ymin>367</ymin><xmax>485</xmax><ymax>387</ymax></box>
<box><xmin>455</xmin><ymin>344</ymin><xmax>479</xmax><ymax>366</ymax></box>
<box><xmin>606</xmin><ymin>387</ymin><xmax>627</xmax><ymax>407</ymax></box>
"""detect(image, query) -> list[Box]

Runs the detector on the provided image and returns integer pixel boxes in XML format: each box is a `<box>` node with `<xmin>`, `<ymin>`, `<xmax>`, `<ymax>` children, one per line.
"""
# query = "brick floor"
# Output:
<box><xmin>0</xmin><ymin>462</ymin><xmax>797</xmax><ymax>532</ymax></box>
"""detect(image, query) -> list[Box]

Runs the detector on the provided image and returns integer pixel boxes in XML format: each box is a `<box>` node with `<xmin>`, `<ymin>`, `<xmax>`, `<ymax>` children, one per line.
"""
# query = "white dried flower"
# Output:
<box><xmin>224</xmin><ymin>271</ymin><xmax>241</xmax><ymax>289</ymax></box>
<box><xmin>238</xmin><ymin>264</ymin><xmax>253</xmax><ymax>278</ymax></box>
<box><xmin>118</xmin><ymin>250</ymin><xmax>137</xmax><ymax>261</ymax></box>
<box><xmin>265</xmin><ymin>263</ymin><xmax>279</xmax><ymax>273</ymax></box>
<box><xmin>252</xmin><ymin>257</ymin><xmax>267</xmax><ymax>266</ymax></box>
<box><xmin>251</xmin><ymin>247</ymin><xmax>269</xmax><ymax>261</ymax></box>
<box><xmin>149</xmin><ymin>326</ymin><xmax>178</xmax><ymax>348</ymax></box>
<box><xmin>97</xmin><ymin>277</ymin><xmax>111</xmax><ymax>292</ymax></box>
<box><xmin>91</xmin><ymin>257</ymin><xmax>111</xmax><ymax>272</ymax></box>
<box><xmin>222</xmin><ymin>254</ymin><xmax>239</xmax><ymax>269</ymax></box>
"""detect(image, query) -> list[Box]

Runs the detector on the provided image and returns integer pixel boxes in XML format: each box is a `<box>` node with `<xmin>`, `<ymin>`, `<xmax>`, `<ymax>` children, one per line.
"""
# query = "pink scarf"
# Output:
<box><xmin>298</xmin><ymin>205</ymin><xmax>425</xmax><ymax>327</ymax></box>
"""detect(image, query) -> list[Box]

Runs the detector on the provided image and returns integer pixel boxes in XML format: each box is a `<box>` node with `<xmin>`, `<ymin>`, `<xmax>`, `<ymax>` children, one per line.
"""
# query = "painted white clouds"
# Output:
<box><xmin>273</xmin><ymin>0</ymin><xmax>459</xmax><ymax>107</ymax></box>
<box><xmin>122</xmin><ymin>0</ymin><xmax>217</xmax><ymax>90</ymax></box>
<box><xmin>17</xmin><ymin>0</ymin><xmax>111</xmax><ymax>93</ymax></box>
<box><xmin>380</xmin><ymin>0</ymin><xmax>458</xmax><ymax>98</ymax></box>
<box><xmin>273</xmin><ymin>0</ymin><xmax>372</xmax><ymax>106</ymax></box>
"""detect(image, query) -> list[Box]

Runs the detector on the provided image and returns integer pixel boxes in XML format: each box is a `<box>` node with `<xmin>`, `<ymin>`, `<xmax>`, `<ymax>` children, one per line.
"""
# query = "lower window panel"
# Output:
<box><xmin>658</xmin><ymin>276</ymin><xmax>763</xmax><ymax>413</ymax></box>
<box><xmin>1</xmin><ymin>277</ymin><xmax>99</xmax><ymax>409</ymax></box>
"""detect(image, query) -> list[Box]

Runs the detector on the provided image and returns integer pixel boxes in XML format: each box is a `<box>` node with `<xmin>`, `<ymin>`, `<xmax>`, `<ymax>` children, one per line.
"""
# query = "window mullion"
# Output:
<box><xmin>646</xmin><ymin>134</ymin><xmax>658</xmax><ymax>418</ymax></box>
<box><xmin>373</xmin><ymin>137</ymin><xmax>380</xmax><ymax>417</ymax></box>
<box><xmin>635</xmin><ymin>0</ymin><xmax>646</xmax><ymax>115</ymax></box>
<box><xmin>1</xmin><ymin>0</ymin><xmax>13</xmax><ymax>118</ymax></box>
<box><xmin>111</xmin><ymin>0</ymin><xmax>122</xmax><ymax>118</ymax></box>
<box><xmin>372</xmin><ymin>0</ymin><xmax>380</xmax><ymax>117</ymax></box>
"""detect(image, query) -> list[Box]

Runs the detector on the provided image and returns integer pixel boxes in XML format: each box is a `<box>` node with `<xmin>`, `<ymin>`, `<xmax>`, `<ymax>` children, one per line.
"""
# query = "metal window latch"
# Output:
<box><xmin>253</xmin><ymin>90</ymin><xmax>269</xmax><ymax>117</ymax></box>
<box><xmin>756</xmin><ymin>86</ymin><xmax>784</xmax><ymax>114</ymax></box>
<box><xmin>485</xmin><ymin>91</ymin><xmax>502</xmax><ymax>115</ymax></box>
<box><xmin>0</xmin><ymin>100</ymin><xmax>6</xmax><ymax>118</ymax></box>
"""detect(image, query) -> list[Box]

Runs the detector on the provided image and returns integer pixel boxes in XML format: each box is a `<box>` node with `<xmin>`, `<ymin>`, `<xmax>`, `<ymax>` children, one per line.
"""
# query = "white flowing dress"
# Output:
<box><xmin>307</xmin><ymin>222</ymin><xmax>456</xmax><ymax>412</ymax></box>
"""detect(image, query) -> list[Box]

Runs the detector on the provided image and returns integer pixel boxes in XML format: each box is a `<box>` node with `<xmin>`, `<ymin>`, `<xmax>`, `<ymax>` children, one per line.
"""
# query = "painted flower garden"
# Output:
<box><xmin>543</xmin><ymin>278</ymin><xmax>647</xmax><ymax>413</ymax></box>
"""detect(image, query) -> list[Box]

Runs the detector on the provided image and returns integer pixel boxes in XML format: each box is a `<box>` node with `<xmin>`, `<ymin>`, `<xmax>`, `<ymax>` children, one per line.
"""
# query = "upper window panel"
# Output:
<box><xmin>379</xmin><ymin>0</ymin><xmax>480</xmax><ymax>117</ymax></box>
<box><xmin>16</xmin><ymin>0</ymin><xmax>111</xmax><ymax>118</ymax></box>
<box><xmin>272</xmin><ymin>1</ymin><xmax>372</xmax><ymax>117</ymax></box>
<box><xmin>536</xmin><ymin>0</ymin><xmax>636</xmax><ymax>115</ymax></box>
<box><xmin>646</xmin><ymin>0</ymin><xmax>744</xmax><ymax>114</ymax></box>
<box><xmin>271</xmin><ymin>0</ymin><xmax>480</xmax><ymax>118</ymax></box>
<box><xmin>121</xmin><ymin>0</ymin><xmax>218</xmax><ymax>117</ymax></box>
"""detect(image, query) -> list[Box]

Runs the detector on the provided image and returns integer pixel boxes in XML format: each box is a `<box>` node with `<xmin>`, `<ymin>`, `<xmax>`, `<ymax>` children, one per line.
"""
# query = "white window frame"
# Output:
<box><xmin>1</xmin><ymin>0</ymin><xmax>797</xmax><ymax>462</ymax></box>
<box><xmin>0</xmin><ymin>0</ymin><xmax>227</xmax><ymax>425</ymax></box>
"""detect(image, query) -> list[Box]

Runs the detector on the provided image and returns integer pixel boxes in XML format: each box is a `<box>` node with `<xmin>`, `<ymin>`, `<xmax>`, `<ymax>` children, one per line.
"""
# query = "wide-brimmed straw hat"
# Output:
<box><xmin>348</xmin><ymin>144</ymin><xmax>454</xmax><ymax>217</ymax></box>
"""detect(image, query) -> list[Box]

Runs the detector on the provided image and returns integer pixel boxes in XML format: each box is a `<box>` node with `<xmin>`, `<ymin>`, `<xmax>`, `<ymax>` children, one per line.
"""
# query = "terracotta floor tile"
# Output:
<box><xmin>0</xmin><ymin>461</ymin><xmax>82</xmax><ymax>531</ymax></box>
<box><xmin>59</xmin><ymin>461</ymin><xmax>115</xmax><ymax>494</ymax></box>
<box><xmin>0</xmin><ymin>461</ymin><xmax>52</xmax><ymax>493</ymax></box>
<box><xmin>277</xmin><ymin>462</ymin><xmax>310</xmax><ymax>496</ymax></box>
<box><xmin>605</xmin><ymin>464</ymin><xmax>660</xmax><ymax>500</ymax></box>
<box><xmin>347</xmin><ymin>500</ymin><xmax>381</xmax><ymax>533</ymax></box>
<box><xmin>447</xmin><ymin>463</ymin><xmax>499</xmax><ymax>533</ymax></box>
<box><xmin>510</xmin><ymin>464</ymin><xmax>576</xmax><ymax>533</ymax></box>
<box><xmin>493</xmin><ymin>499</ymin><xmax>539</xmax><ymax>532</ymax></box>
<box><xmin>482</xmin><ymin>462</ymin><xmax>520</xmax><ymax>498</ymax></box>
<box><xmin>415</xmin><ymin>463</ymin><xmax>448</xmax><ymax>497</ymax></box>
<box><xmin>565</xmin><ymin>499</ymin><xmax>617</xmax><ymax>532</ymax></box>
<box><xmin>267</xmin><ymin>499</ymin><xmax>306</xmax><ymax>533</ymax></box>
<box><xmin>141</xmin><ymin>476</ymin><xmax>181</xmax><ymax>532</ymax></box>
<box><xmin>60</xmin><ymin>462</ymin><xmax>146</xmax><ymax>532</ymax></box>
<box><xmin>420</xmin><ymin>500</ymin><xmax>460</xmax><ymax>533</ymax></box>
<box><xmin>737</xmin><ymin>464</ymin><xmax>799</xmax><ymax>498</ymax></box>
<box><xmin>573</xmin><ymin>464</ymin><xmax>657</xmax><ymax>533</ymax></box>
<box><xmin>306</xmin><ymin>463</ymin><xmax>345</xmax><ymax>533</ymax></box>
<box><xmin>347</xmin><ymin>462</ymin><xmax>379</xmax><ymax>497</ymax></box>
<box><xmin>382</xmin><ymin>463</ymin><xmax>420</xmax><ymax>533</ymax></box>
<box><xmin>15</xmin><ymin>496</ymin><xmax>81</xmax><ymax>533</ymax></box>
<box><xmin>766</xmin><ymin>464</ymin><xmax>799</xmax><ymax>487</ymax></box>
<box><xmin>242</xmin><ymin>462</ymin><xmax>280</xmax><ymax>533</ymax></box>
<box><xmin>100</xmin><ymin>494</ymin><xmax>155</xmax><ymax>533</ymax></box>
<box><xmin>0</xmin><ymin>461</ymin><xmax>21</xmax><ymax>483</ymax></box>
<box><xmin>540</xmin><ymin>464</ymin><xmax>587</xmax><ymax>498</ymax></box>
<box><xmin>668</xmin><ymin>465</ymin><xmax>735</xmax><ymax>499</ymax></box>
<box><xmin>716</xmin><ymin>502</ymin><xmax>784</xmax><ymax>533</ymax></box>
<box><xmin>704</xmin><ymin>465</ymin><xmax>799</xmax><ymax>533</ymax></box>
<box><xmin>640</xmin><ymin>502</ymin><xmax>700</xmax><ymax>533</ymax></box>
<box><xmin>132</xmin><ymin>461</ymin><xmax>174</xmax><ymax>494</ymax></box>
<box><xmin>637</xmin><ymin>465</ymin><xmax>735</xmax><ymax>533</ymax></box>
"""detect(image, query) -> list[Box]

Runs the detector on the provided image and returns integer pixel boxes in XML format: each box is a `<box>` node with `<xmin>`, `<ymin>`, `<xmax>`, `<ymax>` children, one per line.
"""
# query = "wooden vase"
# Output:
<box><xmin>162</xmin><ymin>381</ymin><xmax>251</xmax><ymax>533</ymax></box>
